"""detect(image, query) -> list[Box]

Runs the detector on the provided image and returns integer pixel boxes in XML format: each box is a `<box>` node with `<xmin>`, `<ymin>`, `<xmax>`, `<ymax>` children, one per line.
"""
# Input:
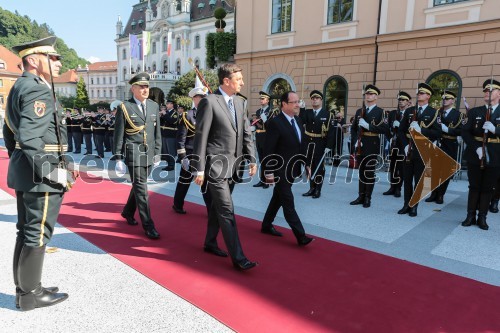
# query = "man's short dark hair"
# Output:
<box><xmin>280</xmin><ymin>91</ymin><xmax>297</xmax><ymax>108</ymax></box>
<box><xmin>218</xmin><ymin>63</ymin><xmax>242</xmax><ymax>85</ymax></box>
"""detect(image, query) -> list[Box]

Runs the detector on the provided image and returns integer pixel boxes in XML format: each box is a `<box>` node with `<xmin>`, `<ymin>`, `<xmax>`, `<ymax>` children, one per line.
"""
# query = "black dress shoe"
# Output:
<box><xmin>145</xmin><ymin>227</ymin><xmax>160</xmax><ymax>239</ymax></box>
<box><xmin>261</xmin><ymin>226</ymin><xmax>283</xmax><ymax>237</ymax></box>
<box><xmin>461</xmin><ymin>212</ymin><xmax>476</xmax><ymax>227</ymax></box>
<box><xmin>262</xmin><ymin>183</ymin><xmax>269</xmax><ymax>189</ymax></box>
<box><xmin>409</xmin><ymin>206</ymin><xmax>418</xmax><ymax>217</ymax></box>
<box><xmin>302</xmin><ymin>188</ymin><xmax>315</xmax><ymax>197</ymax></box>
<box><xmin>233</xmin><ymin>259</ymin><xmax>257</xmax><ymax>271</ymax></box>
<box><xmin>350</xmin><ymin>196</ymin><xmax>364</xmax><ymax>205</ymax></box>
<box><xmin>435</xmin><ymin>195</ymin><xmax>444</xmax><ymax>204</ymax></box>
<box><xmin>394</xmin><ymin>188</ymin><xmax>401</xmax><ymax>197</ymax></box>
<box><xmin>477</xmin><ymin>214</ymin><xmax>489</xmax><ymax>230</ymax></box>
<box><xmin>312</xmin><ymin>189</ymin><xmax>321</xmax><ymax>199</ymax></box>
<box><xmin>298</xmin><ymin>236</ymin><xmax>314</xmax><ymax>246</ymax></box>
<box><xmin>203</xmin><ymin>246</ymin><xmax>228</xmax><ymax>257</ymax></box>
<box><xmin>425</xmin><ymin>192</ymin><xmax>437</xmax><ymax>203</ymax></box>
<box><xmin>383</xmin><ymin>187</ymin><xmax>395</xmax><ymax>195</ymax></box>
<box><xmin>253</xmin><ymin>181</ymin><xmax>264</xmax><ymax>187</ymax></box>
<box><xmin>16</xmin><ymin>286</ymin><xmax>59</xmax><ymax>309</ymax></box>
<box><xmin>121</xmin><ymin>212</ymin><xmax>138</xmax><ymax>225</ymax></box>
<box><xmin>489</xmin><ymin>199</ymin><xmax>499</xmax><ymax>213</ymax></box>
<box><xmin>172</xmin><ymin>205</ymin><xmax>187</xmax><ymax>214</ymax></box>
<box><xmin>398</xmin><ymin>205</ymin><xmax>410</xmax><ymax>214</ymax></box>
<box><xmin>19</xmin><ymin>284</ymin><xmax>68</xmax><ymax>311</ymax></box>
<box><xmin>363</xmin><ymin>197</ymin><xmax>371</xmax><ymax>208</ymax></box>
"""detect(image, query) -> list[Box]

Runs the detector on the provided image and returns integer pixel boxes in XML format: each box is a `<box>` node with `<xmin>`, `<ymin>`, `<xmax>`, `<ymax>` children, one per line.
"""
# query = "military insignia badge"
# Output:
<box><xmin>462</xmin><ymin>117</ymin><xmax>468</xmax><ymax>125</ymax></box>
<box><xmin>61</xmin><ymin>119</ymin><xmax>66</xmax><ymax>125</ymax></box>
<box><xmin>437</xmin><ymin>116</ymin><xmax>441</xmax><ymax>124</ymax></box>
<box><xmin>34</xmin><ymin>101</ymin><xmax>46</xmax><ymax>117</ymax></box>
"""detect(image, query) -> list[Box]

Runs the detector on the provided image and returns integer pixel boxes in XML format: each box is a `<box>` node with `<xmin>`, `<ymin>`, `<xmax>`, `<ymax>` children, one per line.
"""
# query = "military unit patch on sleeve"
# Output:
<box><xmin>34</xmin><ymin>101</ymin><xmax>46</xmax><ymax>117</ymax></box>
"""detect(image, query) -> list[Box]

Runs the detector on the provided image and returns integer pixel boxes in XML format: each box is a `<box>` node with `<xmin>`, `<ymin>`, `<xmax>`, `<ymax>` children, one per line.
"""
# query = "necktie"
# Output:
<box><xmin>141</xmin><ymin>103</ymin><xmax>146</xmax><ymax>115</ymax></box>
<box><xmin>291</xmin><ymin>118</ymin><xmax>300</xmax><ymax>142</ymax></box>
<box><xmin>228</xmin><ymin>98</ymin><xmax>237</xmax><ymax>128</ymax></box>
<box><xmin>418</xmin><ymin>106</ymin><xmax>423</xmax><ymax>115</ymax></box>
<box><xmin>193</xmin><ymin>107</ymin><xmax>197</xmax><ymax>119</ymax></box>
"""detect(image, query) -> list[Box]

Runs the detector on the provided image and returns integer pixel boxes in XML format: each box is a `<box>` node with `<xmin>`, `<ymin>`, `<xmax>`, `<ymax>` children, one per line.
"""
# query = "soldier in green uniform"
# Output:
<box><xmin>461</xmin><ymin>79</ymin><xmax>500</xmax><ymax>230</ymax></box>
<box><xmin>253</xmin><ymin>91</ymin><xmax>276</xmax><ymax>189</ymax></box>
<box><xmin>349</xmin><ymin>85</ymin><xmax>389</xmax><ymax>208</ymax></box>
<box><xmin>114</xmin><ymin>72</ymin><xmax>162</xmax><ymax>239</ymax></box>
<box><xmin>6</xmin><ymin>36</ymin><xmax>76</xmax><ymax>311</ymax></box>
<box><xmin>397</xmin><ymin>83</ymin><xmax>441</xmax><ymax>217</ymax></box>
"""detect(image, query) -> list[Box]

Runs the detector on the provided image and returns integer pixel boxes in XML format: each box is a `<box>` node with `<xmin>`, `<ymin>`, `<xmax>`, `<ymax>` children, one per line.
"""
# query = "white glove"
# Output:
<box><xmin>392</xmin><ymin>120</ymin><xmax>400</xmax><ymax>128</ymax></box>
<box><xmin>181</xmin><ymin>158</ymin><xmax>190</xmax><ymax>171</ymax></box>
<box><xmin>153</xmin><ymin>161</ymin><xmax>160</xmax><ymax>167</ymax></box>
<box><xmin>299</xmin><ymin>100</ymin><xmax>306</xmax><ymax>109</ymax></box>
<box><xmin>359</xmin><ymin>118</ymin><xmax>370</xmax><ymax>130</ymax></box>
<box><xmin>47</xmin><ymin>168</ymin><xmax>68</xmax><ymax>187</ymax></box>
<box><xmin>476</xmin><ymin>147</ymin><xmax>483</xmax><ymax>160</ymax></box>
<box><xmin>354</xmin><ymin>140</ymin><xmax>362</xmax><ymax>149</ymax></box>
<box><xmin>324</xmin><ymin>148</ymin><xmax>331</xmax><ymax>154</ymax></box>
<box><xmin>410</xmin><ymin>121</ymin><xmax>421</xmax><ymax>133</ymax></box>
<box><xmin>116</xmin><ymin>160</ymin><xmax>126</xmax><ymax>177</ymax></box>
<box><xmin>441</xmin><ymin>123</ymin><xmax>449</xmax><ymax>133</ymax></box>
<box><xmin>457</xmin><ymin>136</ymin><xmax>463</xmax><ymax>144</ymax></box>
<box><xmin>260</xmin><ymin>113</ymin><xmax>268</xmax><ymax>123</ymax></box>
<box><xmin>483</xmin><ymin>121</ymin><xmax>496</xmax><ymax>134</ymax></box>
<box><xmin>404</xmin><ymin>145</ymin><xmax>409</xmax><ymax>156</ymax></box>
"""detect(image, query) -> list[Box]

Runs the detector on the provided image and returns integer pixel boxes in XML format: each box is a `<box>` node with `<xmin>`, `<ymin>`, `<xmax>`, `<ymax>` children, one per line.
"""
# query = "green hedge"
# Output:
<box><xmin>206</xmin><ymin>32</ymin><xmax>236</xmax><ymax>69</ymax></box>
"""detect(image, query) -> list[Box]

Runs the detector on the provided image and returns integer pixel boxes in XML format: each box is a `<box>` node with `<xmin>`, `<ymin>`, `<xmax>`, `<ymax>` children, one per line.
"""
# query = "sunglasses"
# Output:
<box><xmin>417</xmin><ymin>91</ymin><xmax>428</xmax><ymax>95</ymax></box>
<box><xmin>48</xmin><ymin>55</ymin><xmax>62</xmax><ymax>61</ymax></box>
<box><xmin>443</xmin><ymin>97</ymin><xmax>454</xmax><ymax>100</ymax></box>
<box><xmin>398</xmin><ymin>98</ymin><xmax>407</xmax><ymax>101</ymax></box>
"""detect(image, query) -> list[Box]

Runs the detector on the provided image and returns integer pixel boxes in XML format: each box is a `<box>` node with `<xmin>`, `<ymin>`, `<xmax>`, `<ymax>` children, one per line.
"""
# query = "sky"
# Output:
<box><xmin>0</xmin><ymin>0</ymin><xmax>138</xmax><ymax>63</ymax></box>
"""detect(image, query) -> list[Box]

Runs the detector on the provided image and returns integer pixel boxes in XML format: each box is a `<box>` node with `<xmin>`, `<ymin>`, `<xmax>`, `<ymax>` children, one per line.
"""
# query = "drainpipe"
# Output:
<box><xmin>373</xmin><ymin>0</ymin><xmax>383</xmax><ymax>84</ymax></box>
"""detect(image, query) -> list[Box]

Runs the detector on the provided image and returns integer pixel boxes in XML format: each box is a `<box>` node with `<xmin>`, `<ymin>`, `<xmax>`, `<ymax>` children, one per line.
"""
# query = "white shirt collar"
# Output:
<box><xmin>219</xmin><ymin>87</ymin><xmax>233</xmax><ymax>104</ymax></box>
<box><xmin>134</xmin><ymin>97</ymin><xmax>146</xmax><ymax>108</ymax></box>
<box><xmin>418</xmin><ymin>104</ymin><xmax>428</xmax><ymax>111</ymax></box>
<box><xmin>282</xmin><ymin>111</ymin><xmax>294</xmax><ymax>122</ymax></box>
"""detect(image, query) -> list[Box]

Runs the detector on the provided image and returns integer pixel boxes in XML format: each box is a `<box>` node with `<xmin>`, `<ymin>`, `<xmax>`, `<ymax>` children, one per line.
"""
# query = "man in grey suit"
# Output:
<box><xmin>192</xmin><ymin>63</ymin><xmax>258</xmax><ymax>271</ymax></box>
<box><xmin>114</xmin><ymin>73</ymin><xmax>162</xmax><ymax>239</ymax></box>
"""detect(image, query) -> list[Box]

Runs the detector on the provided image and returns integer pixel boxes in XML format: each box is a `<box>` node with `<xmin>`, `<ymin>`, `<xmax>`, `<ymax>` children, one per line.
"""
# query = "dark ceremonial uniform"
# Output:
<box><xmin>385</xmin><ymin>107</ymin><xmax>407</xmax><ymax>196</ymax></box>
<box><xmin>106</xmin><ymin>114</ymin><xmax>116</xmax><ymax>155</ymax></box>
<box><xmin>160</xmin><ymin>108</ymin><xmax>179</xmax><ymax>169</ymax></box>
<box><xmin>299</xmin><ymin>97</ymin><xmax>336</xmax><ymax>199</ymax></box>
<box><xmin>65</xmin><ymin>113</ymin><xmax>73</xmax><ymax>152</ymax></box>
<box><xmin>92</xmin><ymin>112</ymin><xmax>106</xmax><ymax>158</ymax></box>
<box><xmin>461</xmin><ymin>89</ymin><xmax>500</xmax><ymax>230</ymax></box>
<box><xmin>71</xmin><ymin>112</ymin><xmax>83</xmax><ymax>153</ymax></box>
<box><xmin>114</xmin><ymin>72</ymin><xmax>162</xmax><ymax>239</ymax></box>
<box><xmin>350</xmin><ymin>104</ymin><xmax>389</xmax><ymax>207</ymax></box>
<box><xmin>172</xmin><ymin>107</ymin><xmax>212</xmax><ymax>212</ymax></box>
<box><xmin>398</xmin><ymin>105</ymin><xmax>441</xmax><ymax>215</ymax></box>
<box><xmin>81</xmin><ymin>114</ymin><xmax>93</xmax><ymax>155</ymax></box>
<box><xmin>7</xmin><ymin>36</ymin><xmax>72</xmax><ymax>311</ymax></box>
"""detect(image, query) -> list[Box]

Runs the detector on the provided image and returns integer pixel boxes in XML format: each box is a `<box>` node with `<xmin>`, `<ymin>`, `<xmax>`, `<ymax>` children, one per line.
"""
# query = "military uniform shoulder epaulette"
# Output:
<box><xmin>236</xmin><ymin>93</ymin><xmax>247</xmax><ymax>101</ymax></box>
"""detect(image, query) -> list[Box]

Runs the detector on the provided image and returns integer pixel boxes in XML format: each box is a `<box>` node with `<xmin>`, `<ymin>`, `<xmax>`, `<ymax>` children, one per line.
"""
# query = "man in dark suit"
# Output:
<box><xmin>260</xmin><ymin>91</ymin><xmax>314</xmax><ymax>246</ymax></box>
<box><xmin>192</xmin><ymin>63</ymin><xmax>257</xmax><ymax>271</ymax></box>
<box><xmin>349</xmin><ymin>84</ymin><xmax>389</xmax><ymax>208</ymax></box>
<box><xmin>114</xmin><ymin>72</ymin><xmax>162</xmax><ymax>239</ymax></box>
<box><xmin>397</xmin><ymin>83</ymin><xmax>441</xmax><ymax>217</ymax></box>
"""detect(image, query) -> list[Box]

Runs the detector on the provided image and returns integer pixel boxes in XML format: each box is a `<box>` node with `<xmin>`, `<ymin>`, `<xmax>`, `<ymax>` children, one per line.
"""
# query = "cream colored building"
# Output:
<box><xmin>236</xmin><ymin>0</ymin><xmax>500</xmax><ymax>117</ymax></box>
<box><xmin>77</xmin><ymin>61</ymin><xmax>118</xmax><ymax>104</ymax></box>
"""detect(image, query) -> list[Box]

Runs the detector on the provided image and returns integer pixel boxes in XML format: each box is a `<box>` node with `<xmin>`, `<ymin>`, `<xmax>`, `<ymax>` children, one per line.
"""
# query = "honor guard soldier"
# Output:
<box><xmin>114</xmin><ymin>72</ymin><xmax>162</xmax><ymax>239</ymax></box>
<box><xmin>461</xmin><ymin>79</ymin><xmax>500</xmax><ymax>230</ymax></box>
<box><xmin>425</xmin><ymin>90</ymin><xmax>463</xmax><ymax>204</ymax></box>
<box><xmin>172</xmin><ymin>84</ymin><xmax>212</xmax><ymax>214</ymax></box>
<box><xmin>65</xmin><ymin>109</ymin><xmax>73</xmax><ymax>152</ymax></box>
<box><xmin>160</xmin><ymin>99</ymin><xmax>179</xmax><ymax>171</ymax></box>
<box><xmin>397</xmin><ymin>83</ymin><xmax>441</xmax><ymax>217</ymax></box>
<box><xmin>92</xmin><ymin>107</ymin><xmax>106</xmax><ymax>158</ymax></box>
<box><xmin>6</xmin><ymin>36</ymin><xmax>77</xmax><ymax>311</ymax></box>
<box><xmin>383</xmin><ymin>91</ymin><xmax>411</xmax><ymax>197</ymax></box>
<box><xmin>71</xmin><ymin>108</ymin><xmax>83</xmax><ymax>154</ymax></box>
<box><xmin>349</xmin><ymin>84</ymin><xmax>389</xmax><ymax>208</ymax></box>
<box><xmin>81</xmin><ymin>109</ymin><xmax>93</xmax><ymax>155</ymax></box>
<box><xmin>253</xmin><ymin>91</ymin><xmax>276</xmax><ymax>188</ymax></box>
<box><xmin>300</xmin><ymin>90</ymin><xmax>335</xmax><ymax>199</ymax></box>
<box><xmin>489</xmin><ymin>180</ymin><xmax>500</xmax><ymax>213</ymax></box>
<box><xmin>108</xmin><ymin>102</ymin><xmax>119</xmax><ymax>157</ymax></box>
<box><xmin>103</xmin><ymin>108</ymin><xmax>113</xmax><ymax>152</ymax></box>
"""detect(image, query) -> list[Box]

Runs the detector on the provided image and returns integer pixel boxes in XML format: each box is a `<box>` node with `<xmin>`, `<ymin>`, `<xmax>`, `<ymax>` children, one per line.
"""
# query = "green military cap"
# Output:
<box><xmin>398</xmin><ymin>91</ymin><xmax>411</xmax><ymax>100</ymax></box>
<box><xmin>259</xmin><ymin>91</ymin><xmax>270</xmax><ymax>99</ymax></box>
<box><xmin>310</xmin><ymin>90</ymin><xmax>323</xmax><ymax>99</ymax></box>
<box><xmin>442</xmin><ymin>90</ymin><xmax>456</xmax><ymax>99</ymax></box>
<box><xmin>129</xmin><ymin>72</ymin><xmax>150</xmax><ymax>86</ymax></box>
<box><xmin>482</xmin><ymin>79</ymin><xmax>500</xmax><ymax>92</ymax></box>
<box><xmin>364</xmin><ymin>84</ymin><xmax>380</xmax><ymax>95</ymax></box>
<box><xmin>418</xmin><ymin>83</ymin><xmax>434</xmax><ymax>96</ymax></box>
<box><xmin>12</xmin><ymin>36</ymin><xmax>61</xmax><ymax>59</ymax></box>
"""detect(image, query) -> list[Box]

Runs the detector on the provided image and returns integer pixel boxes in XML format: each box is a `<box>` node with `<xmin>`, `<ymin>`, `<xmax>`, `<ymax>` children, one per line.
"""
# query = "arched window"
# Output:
<box><xmin>162</xmin><ymin>36</ymin><xmax>167</xmax><ymax>52</ymax></box>
<box><xmin>123</xmin><ymin>67</ymin><xmax>127</xmax><ymax>80</ymax></box>
<box><xmin>152</xmin><ymin>62</ymin><xmax>157</xmax><ymax>71</ymax></box>
<box><xmin>426</xmin><ymin>70</ymin><xmax>462</xmax><ymax>110</ymax></box>
<box><xmin>324</xmin><ymin>75</ymin><xmax>348</xmax><ymax>118</ymax></box>
<box><xmin>268</xmin><ymin>78</ymin><xmax>292</xmax><ymax>110</ymax></box>
<box><xmin>122</xmin><ymin>49</ymin><xmax>127</xmax><ymax>60</ymax></box>
<box><xmin>176</xmin><ymin>37</ymin><xmax>181</xmax><ymax>50</ymax></box>
<box><xmin>163</xmin><ymin>60</ymin><xmax>168</xmax><ymax>72</ymax></box>
<box><xmin>152</xmin><ymin>42</ymin><xmax>157</xmax><ymax>54</ymax></box>
<box><xmin>176</xmin><ymin>59</ymin><xmax>181</xmax><ymax>74</ymax></box>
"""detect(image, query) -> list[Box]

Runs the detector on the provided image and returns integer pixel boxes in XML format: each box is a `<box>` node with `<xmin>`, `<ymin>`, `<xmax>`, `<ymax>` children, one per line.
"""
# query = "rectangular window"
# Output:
<box><xmin>0</xmin><ymin>95</ymin><xmax>4</xmax><ymax>105</ymax></box>
<box><xmin>109</xmin><ymin>89</ymin><xmax>113</xmax><ymax>98</ymax></box>
<box><xmin>272</xmin><ymin>0</ymin><xmax>292</xmax><ymax>34</ymax></box>
<box><xmin>176</xmin><ymin>38</ymin><xmax>181</xmax><ymax>50</ymax></box>
<box><xmin>328</xmin><ymin>0</ymin><xmax>353</xmax><ymax>25</ymax></box>
<box><xmin>152</xmin><ymin>42</ymin><xmax>157</xmax><ymax>54</ymax></box>
<box><xmin>434</xmin><ymin>0</ymin><xmax>469</xmax><ymax>6</ymax></box>
<box><xmin>0</xmin><ymin>62</ymin><xmax>5</xmax><ymax>69</ymax></box>
<box><xmin>0</xmin><ymin>79</ymin><xmax>3</xmax><ymax>87</ymax></box>
<box><xmin>97</xmin><ymin>78</ymin><xmax>100</xmax><ymax>85</ymax></box>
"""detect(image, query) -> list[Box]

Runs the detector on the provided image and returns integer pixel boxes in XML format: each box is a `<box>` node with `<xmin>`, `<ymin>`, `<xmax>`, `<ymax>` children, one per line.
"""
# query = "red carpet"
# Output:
<box><xmin>2</xmin><ymin>151</ymin><xmax>500</xmax><ymax>332</ymax></box>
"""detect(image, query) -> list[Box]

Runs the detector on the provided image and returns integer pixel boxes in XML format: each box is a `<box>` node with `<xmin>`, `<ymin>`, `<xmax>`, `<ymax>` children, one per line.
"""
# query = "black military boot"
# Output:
<box><xmin>383</xmin><ymin>186</ymin><xmax>395</xmax><ymax>196</ymax></box>
<box><xmin>394</xmin><ymin>187</ymin><xmax>401</xmax><ymax>198</ymax></box>
<box><xmin>398</xmin><ymin>202</ymin><xmax>410</xmax><ymax>214</ymax></box>
<box><xmin>17</xmin><ymin>245</ymin><xmax>68</xmax><ymax>311</ymax></box>
<box><xmin>461</xmin><ymin>211</ymin><xmax>477</xmax><ymax>227</ymax></box>
<box><xmin>476</xmin><ymin>213</ymin><xmax>489</xmax><ymax>230</ymax></box>
<box><xmin>489</xmin><ymin>199</ymin><xmax>499</xmax><ymax>213</ymax></box>
<box><xmin>302</xmin><ymin>185</ymin><xmax>315</xmax><ymax>197</ymax></box>
<box><xmin>425</xmin><ymin>191</ymin><xmax>438</xmax><ymax>203</ymax></box>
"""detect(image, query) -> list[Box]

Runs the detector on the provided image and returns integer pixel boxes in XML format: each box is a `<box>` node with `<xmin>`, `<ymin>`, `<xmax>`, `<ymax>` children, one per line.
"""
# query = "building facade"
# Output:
<box><xmin>0</xmin><ymin>45</ymin><xmax>22</xmax><ymax>117</ymax></box>
<box><xmin>77</xmin><ymin>61</ymin><xmax>118</xmax><ymax>104</ymax></box>
<box><xmin>115</xmin><ymin>0</ymin><xmax>234</xmax><ymax>102</ymax></box>
<box><xmin>53</xmin><ymin>69</ymin><xmax>79</xmax><ymax>98</ymax></box>
<box><xmin>236</xmin><ymin>0</ymin><xmax>500</xmax><ymax>117</ymax></box>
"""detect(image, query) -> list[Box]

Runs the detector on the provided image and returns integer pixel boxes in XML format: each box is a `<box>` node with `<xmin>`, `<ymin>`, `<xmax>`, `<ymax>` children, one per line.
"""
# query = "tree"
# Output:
<box><xmin>74</xmin><ymin>77</ymin><xmax>90</xmax><ymax>109</ymax></box>
<box><xmin>57</xmin><ymin>94</ymin><xmax>76</xmax><ymax>109</ymax></box>
<box><xmin>167</xmin><ymin>70</ymin><xmax>218</xmax><ymax>105</ymax></box>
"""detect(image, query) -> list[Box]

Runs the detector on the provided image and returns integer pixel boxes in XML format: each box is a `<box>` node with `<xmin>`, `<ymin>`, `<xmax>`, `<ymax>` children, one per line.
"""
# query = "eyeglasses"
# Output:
<box><xmin>48</xmin><ymin>55</ymin><xmax>61</xmax><ymax>61</ymax></box>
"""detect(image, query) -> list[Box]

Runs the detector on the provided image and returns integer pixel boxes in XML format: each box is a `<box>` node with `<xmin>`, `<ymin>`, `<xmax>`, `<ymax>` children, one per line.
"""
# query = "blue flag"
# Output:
<box><xmin>130</xmin><ymin>34</ymin><xmax>140</xmax><ymax>59</ymax></box>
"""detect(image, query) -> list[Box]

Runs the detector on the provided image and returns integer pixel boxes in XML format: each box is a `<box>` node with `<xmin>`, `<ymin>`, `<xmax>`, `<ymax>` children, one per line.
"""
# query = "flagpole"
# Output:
<box><xmin>129</xmin><ymin>34</ymin><xmax>132</xmax><ymax>77</ymax></box>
